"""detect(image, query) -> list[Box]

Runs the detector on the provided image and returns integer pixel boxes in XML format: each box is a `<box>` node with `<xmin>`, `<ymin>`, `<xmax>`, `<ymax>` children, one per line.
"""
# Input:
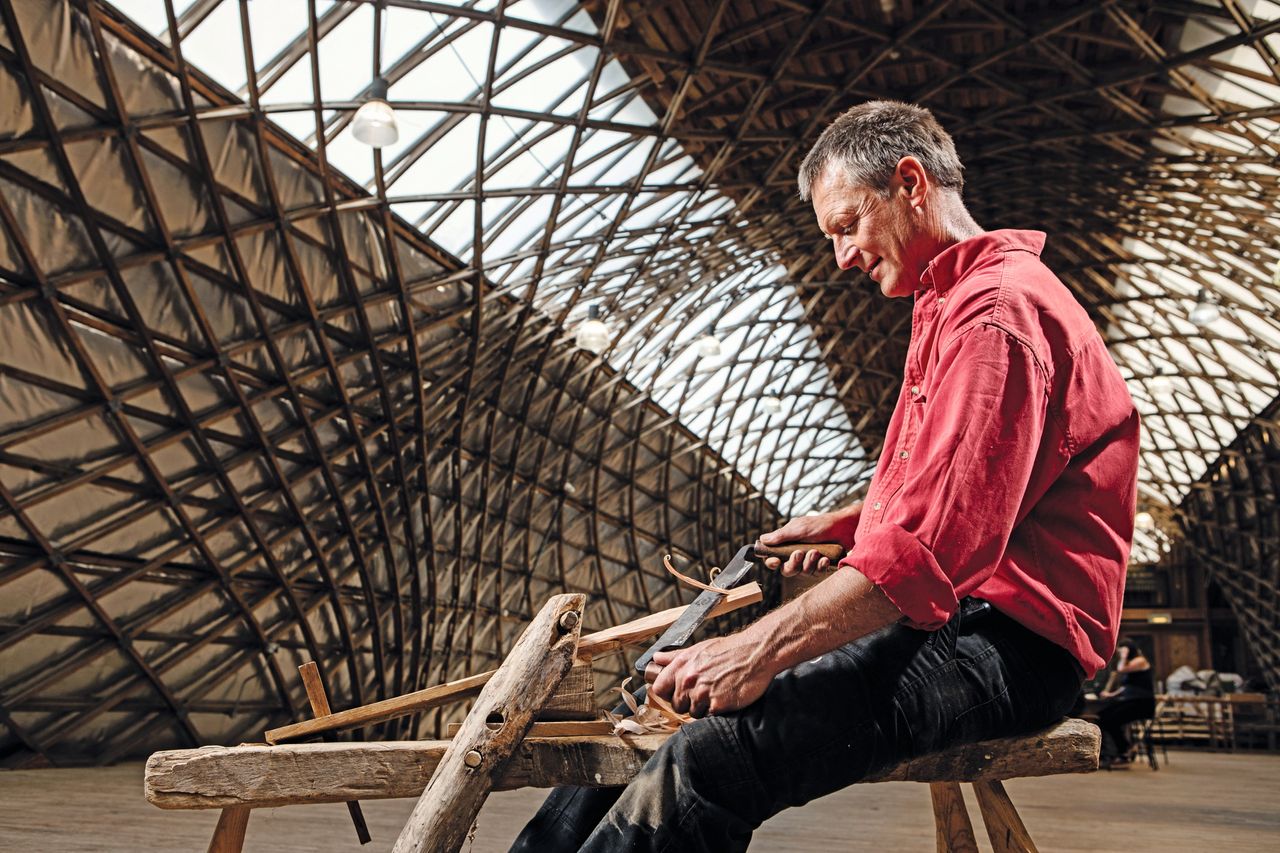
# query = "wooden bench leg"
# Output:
<box><xmin>972</xmin><ymin>780</ymin><xmax>1038</xmax><ymax>853</ymax></box>
<box><xmin>207</xmin><ymin>806</ymin><xmax>250</xmax><ymax>853</ymax></box>
<box><xmin>929</xmin><ymin>782</ymin><xmax>979</xmax><ymax>853</ymax></box>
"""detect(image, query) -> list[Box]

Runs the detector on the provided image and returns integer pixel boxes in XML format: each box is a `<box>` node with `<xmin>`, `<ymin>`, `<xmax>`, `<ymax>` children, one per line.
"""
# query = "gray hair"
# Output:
<box><xmin>797</xmin><ymin>100</ymin><xmax>964</xmax><ymax>201</ymax></box>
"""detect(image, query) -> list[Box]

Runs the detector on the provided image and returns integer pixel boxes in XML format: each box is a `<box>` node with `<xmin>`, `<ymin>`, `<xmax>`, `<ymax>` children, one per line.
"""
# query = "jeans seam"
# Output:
<box><xmin>657</xmin><ymin>794</ymin><xmax>704</xmax><ymax>853</ymax></box>
<box><xmin>893</xmin><ymin>657</ymin><xmax>959</xmax><ymax>703</ymax></box>
<box><xmin>954</xmin><ymin>683</ymin><xmax>1011</xmax><ymax>726</ymax></box>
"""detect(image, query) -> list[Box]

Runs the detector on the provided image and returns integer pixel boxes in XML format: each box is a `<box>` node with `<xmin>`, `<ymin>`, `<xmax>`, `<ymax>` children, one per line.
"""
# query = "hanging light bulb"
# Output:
<box><xmin>575</xmin><ymin>304</ymin><xmax>610</xmax><ymax>354</ymax></box>
<box><xmin>1149</xmin><ymin>369</ymin><xmax>1175</xmax><ymax>400</ymax></box>
<box><xmin>1134</xmin><ymin>511</ymin><xmax>1156</xmax><ymax>532</ymax></box>
<box><xmin>353</xmin><ymin>77</ymin><xmax>399</xmax><ymax>148</ymax></box>
<box><xmin>695</xmin><ymin>334</ymin><xmax>722</xmax><ymax>358</ymax></box>
<box><xmin>1189</xmin><ymin>287</ymin><xmax>1220</xmax><ymax>327</ymax></box>
<box><xmin>762</xmin><ymin>392</ymin><xmax>782</xmax><ymax>415</ymax></box>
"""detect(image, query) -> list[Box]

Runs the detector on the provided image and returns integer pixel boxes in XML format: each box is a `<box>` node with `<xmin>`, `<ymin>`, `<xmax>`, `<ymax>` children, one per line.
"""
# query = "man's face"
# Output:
<box><xmin>810</xmin><ymin>165</ymin><xmax>926</xmax><ymax>299</ymax></box>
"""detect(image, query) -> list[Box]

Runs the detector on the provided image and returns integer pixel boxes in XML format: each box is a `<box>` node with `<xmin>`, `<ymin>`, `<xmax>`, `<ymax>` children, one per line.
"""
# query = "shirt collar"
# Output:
<box><xmin>919</xmin><ymin>229</ymin><xmax>1047</xmax><ymax>295</ymax></box>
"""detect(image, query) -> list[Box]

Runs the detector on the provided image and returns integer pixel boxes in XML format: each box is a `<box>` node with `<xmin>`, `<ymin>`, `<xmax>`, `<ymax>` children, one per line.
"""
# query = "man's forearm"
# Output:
<box><xmin>740</xmin><ymin>567</ymin><xmax>904</xmax><ymax>677</ymax></box>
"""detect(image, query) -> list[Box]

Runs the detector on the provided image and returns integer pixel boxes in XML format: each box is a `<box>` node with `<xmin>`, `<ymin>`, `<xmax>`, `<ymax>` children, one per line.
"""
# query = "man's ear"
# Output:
<box><xmin>895</xmin><ymin>156</ymin><xmax>929</xmax><ymax>208</ymax></box>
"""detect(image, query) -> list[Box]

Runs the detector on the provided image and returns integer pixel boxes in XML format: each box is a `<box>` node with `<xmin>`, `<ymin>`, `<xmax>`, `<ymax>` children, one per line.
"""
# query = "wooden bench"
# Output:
<box><xmin>145</xmin><ymin>592</ymin><xmax>1099</xmax><ymax>851</ymax></box>
<box><xmin>147</xmin><ymin>717</ymin><xmax>1099</xmax><ymax>851</ymax></box>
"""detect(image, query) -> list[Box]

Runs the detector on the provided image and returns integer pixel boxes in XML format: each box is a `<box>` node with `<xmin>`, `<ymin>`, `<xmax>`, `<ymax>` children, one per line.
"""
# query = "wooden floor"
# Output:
<box><xmin>2</xmin><ymin>750</ymin><xmax>1278</xmax><ymax>851</ymax></box>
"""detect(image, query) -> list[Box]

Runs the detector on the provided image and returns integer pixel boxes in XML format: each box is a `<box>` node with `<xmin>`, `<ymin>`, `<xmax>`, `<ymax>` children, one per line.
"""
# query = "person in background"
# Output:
<box><xmin>1097</xmin><ymin>638</ymin><xmax>1156</xmax><ymax>766</ymax></box>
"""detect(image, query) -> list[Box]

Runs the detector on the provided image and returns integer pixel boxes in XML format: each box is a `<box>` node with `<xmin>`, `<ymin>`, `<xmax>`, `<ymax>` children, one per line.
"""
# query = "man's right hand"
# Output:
<box><xmin>758</xmin><ymin>501</ymin><xmax>862</xmax><ymax>577</ymax></box>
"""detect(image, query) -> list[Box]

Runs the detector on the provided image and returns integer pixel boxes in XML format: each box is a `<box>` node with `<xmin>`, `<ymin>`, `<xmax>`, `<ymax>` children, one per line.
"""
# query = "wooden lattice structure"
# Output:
<box><xmin>1</xmin><ymin>0</ymin><xmax>1278</xmax><ymax>766</ymax></box>
<box><xmin>1184</xmin><ymin>393</ymin><xmax>1280</xmax><ymax>691</ymax></box>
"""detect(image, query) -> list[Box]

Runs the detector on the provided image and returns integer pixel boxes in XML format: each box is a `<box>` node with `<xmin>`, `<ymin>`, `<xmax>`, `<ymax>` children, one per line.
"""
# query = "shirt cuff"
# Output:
<box><xmin>844</xmin><ymin>524</ymin><xmax>958</xmax><ymax>630</ymax></box>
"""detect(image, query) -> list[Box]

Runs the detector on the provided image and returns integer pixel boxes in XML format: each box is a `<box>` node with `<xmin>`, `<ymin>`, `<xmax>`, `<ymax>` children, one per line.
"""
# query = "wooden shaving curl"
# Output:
<box><xmin>606</xmin><ymin>677</ymin><xmax>691</xmax><ymax>736</ymax></box>
<box><xmin>608</xmin><ymin>555</ymin><xmax>717</xmax><ymax>737</ymax></box>
<box><xmin>662</xmin><ymin>553</ymin><xmax>721</xmax><ymax>592</ymax></box>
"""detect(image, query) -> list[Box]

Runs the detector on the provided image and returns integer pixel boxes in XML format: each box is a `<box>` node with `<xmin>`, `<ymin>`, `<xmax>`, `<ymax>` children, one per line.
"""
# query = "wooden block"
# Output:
<box><xmin>541</xmin><ymin>655</ymin><xmax>596</xmax><ymax>720</ymax></box>
<box><xmin>392</xmin><ymin>594</ymin><xmax>584</xmax><ymax>853</ymax></box>
<box><xmin>263</xmin><ymin>582</ymin><xmax>761</xmax><ymax>745</ymax></box>
<box><xmin>146</xmin><ymin>720</ymin><xmax>1099</xmax><ymax>811</ymax></box>
<box><xmin>929</xmin><ymin>782</ymin><xmax>979</xmax><ymax>853</ymax></box>
<box><xmin>972</xmin><ymin>779</ymin><xmax>1038</xmax><ymax>853</ymax></box>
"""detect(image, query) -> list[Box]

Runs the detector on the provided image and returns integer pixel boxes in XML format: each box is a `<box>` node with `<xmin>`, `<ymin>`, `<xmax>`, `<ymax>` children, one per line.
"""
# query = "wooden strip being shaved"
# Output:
<box><xmin>445</xmin><ymin>720</ymin><xmax>614</xmax><ymax>738</ymax></box>
<box><xmin>264</xmin><ymin>582</ymin><xmax>762</xmax><ymax>744</ymax></box>
<box><xmin>576</xmin><ymin>581</ymin><xmax>762</xmax><ymax>656</ymax></box>
<box><xmin>148</xmin><ymin>719</ymin><xmax>1098</xmax><ymax>810</ymax></box>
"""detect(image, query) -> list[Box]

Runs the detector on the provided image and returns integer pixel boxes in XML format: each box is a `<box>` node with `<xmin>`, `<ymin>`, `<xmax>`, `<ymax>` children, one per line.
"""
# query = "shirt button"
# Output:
<box><xmin>938</xmin><ymin>296</ymin><xmax>946</xmax><ymax>304</ymax></box>
<box><xmin>899</xmin><ymin>451</ymin><xmax>909</xmax><ymax>459</ymax></box>
<box><xmin>910</xmin><ymin>385</ymin><xmax>920</xmax><ymax>396</ymax></box>
<box><xmin>873</xmin><ymin>501</ymin><xmax>882</xmax><ymax>510</ymax></box>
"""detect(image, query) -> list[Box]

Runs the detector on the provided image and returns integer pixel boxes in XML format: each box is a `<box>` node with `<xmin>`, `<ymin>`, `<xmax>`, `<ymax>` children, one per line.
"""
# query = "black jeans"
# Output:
<box><xmin>510</xmin><ymin>600</ymin><xmax>1084</xmax><ymax>853</ymax></box>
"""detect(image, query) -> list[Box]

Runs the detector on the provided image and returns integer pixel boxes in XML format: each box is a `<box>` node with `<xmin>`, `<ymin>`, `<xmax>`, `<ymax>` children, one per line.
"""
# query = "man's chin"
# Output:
<box><xmin>878</xmin><ymin>276</ymin><xmax>908</xmax><ymax>298</ymax></box>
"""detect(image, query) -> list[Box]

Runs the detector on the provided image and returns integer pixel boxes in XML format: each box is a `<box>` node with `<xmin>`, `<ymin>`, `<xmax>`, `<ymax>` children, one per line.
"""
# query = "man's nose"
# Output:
<box><xmin>834</xmin><ymin>236</ymin><xmax>861</xmax><ymax>271</ymax></box>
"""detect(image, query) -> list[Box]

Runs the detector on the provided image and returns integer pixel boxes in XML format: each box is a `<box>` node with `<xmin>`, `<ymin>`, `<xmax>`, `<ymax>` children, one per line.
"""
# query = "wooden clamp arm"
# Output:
<box><xmin>392</xmin><ymin>593</ymin><xmax>585</xmax><ymax>853</ymax></box>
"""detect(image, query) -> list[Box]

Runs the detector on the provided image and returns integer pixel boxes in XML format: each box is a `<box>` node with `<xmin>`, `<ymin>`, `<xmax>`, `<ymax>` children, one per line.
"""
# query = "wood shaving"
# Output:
<box><xmin>606</xmin><ymin>677</ymin><xmax>691</xmax><ymax>736</ymax></box>
<box><xmin>606</xmin><ymin>555</ymin><xmax>716</xmax><ymax>737</ymax></box>
<box><xmin>662</xmin><ymin>553</ymin><xmax>721</xmax><ymax>592</ymax></box>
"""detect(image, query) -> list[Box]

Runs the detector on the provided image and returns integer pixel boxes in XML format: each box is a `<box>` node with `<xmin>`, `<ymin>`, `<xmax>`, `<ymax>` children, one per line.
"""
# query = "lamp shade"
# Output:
<box><xmin>353</xmin><ymin>78</ymin><xmax>399</xmax><ymax>148</ymax></box>
<box><xmin>575</xmin><ymin>305</ymin><xmax>609</xmax><ymax>353</ymax></box>
<box><xmin>1189</xmin><ymin>289</ymin><xmax>1220</xmax><ymax>327</ymax></box>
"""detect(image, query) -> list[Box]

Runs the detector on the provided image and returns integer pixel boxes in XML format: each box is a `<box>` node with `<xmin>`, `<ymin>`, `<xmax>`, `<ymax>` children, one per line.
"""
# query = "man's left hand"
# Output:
<box><xmin>644</xmin><ymin>634</ymin><xmax>774</xmax><ymax>718</ymax></box>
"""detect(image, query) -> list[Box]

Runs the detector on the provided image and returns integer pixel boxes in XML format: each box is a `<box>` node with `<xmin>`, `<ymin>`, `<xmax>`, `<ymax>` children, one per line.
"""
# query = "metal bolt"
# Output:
<box><xmin>463</xmin><ymin>749</ymin><xmax>482</xmax><ymax>768</ymax></box>
<box><xmin>558</xmin><ymin>610</ymin><xmax>580</xmax><ymax>634</ymax></box>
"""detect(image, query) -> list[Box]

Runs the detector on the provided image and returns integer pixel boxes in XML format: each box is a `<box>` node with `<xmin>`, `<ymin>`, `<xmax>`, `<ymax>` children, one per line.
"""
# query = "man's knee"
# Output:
<box><xmin>623</xmin><ymin>719</ymin><xmax>758</xmax><ymax>819</ymax></box>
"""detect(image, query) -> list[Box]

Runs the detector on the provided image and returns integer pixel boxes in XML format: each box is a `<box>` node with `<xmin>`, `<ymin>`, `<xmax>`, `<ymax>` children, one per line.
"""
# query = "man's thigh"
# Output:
<box><xmin>686</xmin><ymin>609</ymin><xmax>1077</xmax><ymax>821</ymax></box>
<box><xmin>677</xmin><ymin>618</ymin><xmax>951</xmax><ymax>820</ymax></box>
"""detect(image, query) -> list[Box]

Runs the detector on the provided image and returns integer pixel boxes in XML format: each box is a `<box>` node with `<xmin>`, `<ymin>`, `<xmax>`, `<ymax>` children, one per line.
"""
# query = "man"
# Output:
<box><xmin>512</xmin><ymin>100</ymin><xmax>1139</xmax><ymax>852</ymax></box>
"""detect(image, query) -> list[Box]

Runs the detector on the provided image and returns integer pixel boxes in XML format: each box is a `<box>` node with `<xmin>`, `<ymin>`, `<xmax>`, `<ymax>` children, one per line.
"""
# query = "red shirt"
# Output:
<box><xmin>844</xmin><ymin>230</ymin><xmax>1139</xmax><ymax>678</ymax></box>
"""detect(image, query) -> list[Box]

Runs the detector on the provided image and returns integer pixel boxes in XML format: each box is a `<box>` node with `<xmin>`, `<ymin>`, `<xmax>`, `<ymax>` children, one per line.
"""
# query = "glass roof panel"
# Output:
<box><xmin>105</xmin><ymin>0</ymin><xmax>1280</xmax><ymax>526</ymax></box>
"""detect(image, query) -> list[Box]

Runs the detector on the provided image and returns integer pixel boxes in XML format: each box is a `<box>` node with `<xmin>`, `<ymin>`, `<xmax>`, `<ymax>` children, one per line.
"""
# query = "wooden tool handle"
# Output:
<box><xmin>752</xmin><ymin>541</ymin><xmax>845</xmax><ymax>561</ymax></box>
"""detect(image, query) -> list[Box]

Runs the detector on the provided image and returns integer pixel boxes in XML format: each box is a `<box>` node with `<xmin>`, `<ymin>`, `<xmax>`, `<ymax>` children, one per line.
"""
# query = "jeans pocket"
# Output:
<box><xmin>953</xmin><ymin>682</ymin><xmax>1011</xmax><ymax>740</ymax></box>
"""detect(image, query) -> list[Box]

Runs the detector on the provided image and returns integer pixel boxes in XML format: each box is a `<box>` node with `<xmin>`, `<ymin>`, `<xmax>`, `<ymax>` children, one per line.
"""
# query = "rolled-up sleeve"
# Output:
<box><xmin>845</xmin><ymin>321</ymin><xmax>1052</xmax><ymax>630</ymax></box>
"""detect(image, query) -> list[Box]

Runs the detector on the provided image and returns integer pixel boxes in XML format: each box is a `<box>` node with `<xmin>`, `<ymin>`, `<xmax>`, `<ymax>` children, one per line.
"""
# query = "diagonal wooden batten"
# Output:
<box><xmin>147</xmin><ymin>719</ymin><xmax>1100</xmax><ymax>811</ymax></box>
<box><xmin>264</xmin><ymin>581</ymin><xmax>762</xmax><ymax>744</ymax></box>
